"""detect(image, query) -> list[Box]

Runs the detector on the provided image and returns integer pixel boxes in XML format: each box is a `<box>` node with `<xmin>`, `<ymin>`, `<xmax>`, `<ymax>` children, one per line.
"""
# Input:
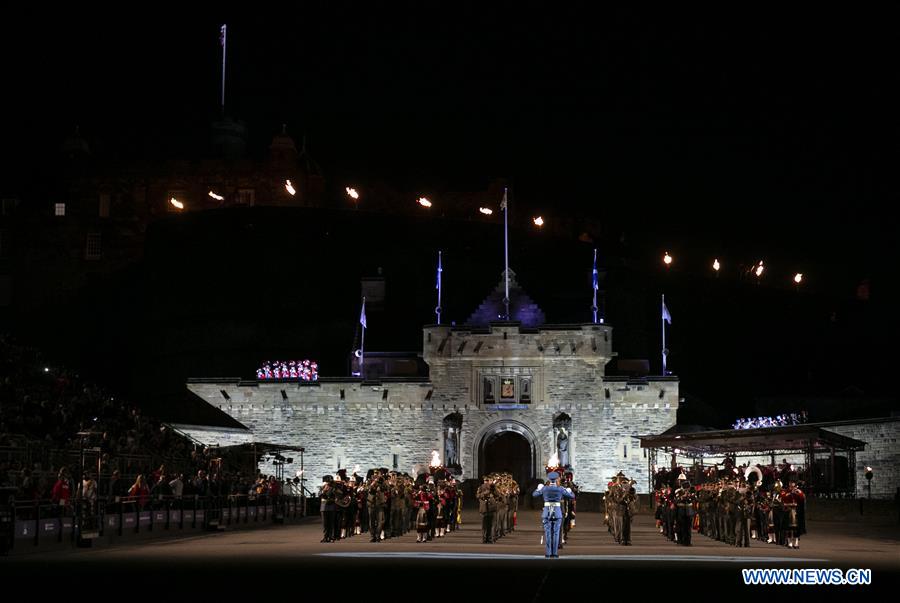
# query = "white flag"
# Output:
<box><xmin>359</xmin><ymin>299</ymin><xmax>367</xmax><ymax>329</ymax></box>
<box><xmin>500</xmin><ymin>188</ymin><xmax>508</xmax><ymax>210</ymax></box>
<box><xmin>662</xmin><ymin>300</ymin><xmax>672</xmax><ymax>324</ymax></box>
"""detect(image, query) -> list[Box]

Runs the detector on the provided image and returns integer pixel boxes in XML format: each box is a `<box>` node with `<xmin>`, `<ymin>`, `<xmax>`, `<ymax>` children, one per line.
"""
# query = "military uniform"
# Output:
<box><xmin>477</xmin><ymin>479</ymin><xmax>495</xmax><ymax>543</ymax></box>
<box><xmin>532</xmin><ymin>472</ymin><xmax>575</xmax><ymax>558</ymax></box>
<box><xmin>673</xmin><ymin>482</ymin><xmax>696</xmax><ymax>546</ymax></box>
<box><xmin>366</xmin><ymin>477</ymin><xmax>387</xmax><ymax>542</ymax></box>
<box><xmin>320</xmin><ymin>477</ymin><xmax>336</xmax><ymax>543</ymax></box>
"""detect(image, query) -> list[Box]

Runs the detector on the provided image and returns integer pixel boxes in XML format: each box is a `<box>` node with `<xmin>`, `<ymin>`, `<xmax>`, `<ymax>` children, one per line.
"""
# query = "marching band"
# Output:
<box><xmin>317</xmin><ymin>461</ymin><xmax>808</xmax><ymax>553</ymax></box>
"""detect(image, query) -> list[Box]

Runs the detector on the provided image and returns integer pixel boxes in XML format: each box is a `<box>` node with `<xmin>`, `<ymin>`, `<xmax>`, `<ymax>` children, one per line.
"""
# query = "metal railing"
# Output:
<box><xmin>1</xmin><ymin>493</ymin><xmax>307</xmax><ymax>554</ymax></box>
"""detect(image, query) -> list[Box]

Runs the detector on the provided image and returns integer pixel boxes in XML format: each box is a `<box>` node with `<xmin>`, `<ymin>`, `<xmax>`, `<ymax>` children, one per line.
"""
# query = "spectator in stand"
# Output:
<box><xmin>192</xmin><ymin>470</ymin><xmax>209</xmax><ymax>497</ymax></box>
<box><xmin>151</xmin><ymin>464</ymin><xmax>166</xmax><ymax>486</ymax></box>
<box><xmin>128</xmin><ymin>474</ymin><xmax>149</xmax><ymax>510</ymax></box>
<box><xmin>151</xmin><ymin>472</ymin><xmax>172</xmax><ymax>501</ymax></box>
<box><xmin>78</xmin><ymin>471</ymin><xmax>99</xmax><ymax>520</ymax></box>
<box><xmin>268</xmin><ymin>475</ymin><xmax>281</xmax><ymax>498</ymax></box>
<box><xmin>169</xmin><ymin>473</ymin><xmax>184</xmax><ymax>498</ymax></box>
<box><xmin>19</xmin><ymin>468</ymin><xmax>39</xmax><ymax>501</ymax></box>
<box><xmin>108</xmin><ymin>469</ymin><xmax>127</xmax><ymax>504</ymax></box>
<box><xmin>51</xmin><ymin>468</ymin><xmax>72</xmax><ymax>513</ymax></box>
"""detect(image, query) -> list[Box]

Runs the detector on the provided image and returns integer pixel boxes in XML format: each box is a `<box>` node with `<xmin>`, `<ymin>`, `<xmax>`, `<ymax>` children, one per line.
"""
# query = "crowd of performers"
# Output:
<box><xmin>318</xmin><ymin>467</ymin><xmax>462</xmax><ymax>543</ymax></box>
<box><xmin>476</xmin><ymin>472</ymin><xmax>521</xmax><ymax>543</ymax></box>
<box><xmin>603</xmin><ymin>472</ymin><xmax>638</xmax><ymax>545</ymax></box>
<box><xmin>653</xmin><ymin>460</ymin><xmax>807</xmax><ymax>549</ymax></box>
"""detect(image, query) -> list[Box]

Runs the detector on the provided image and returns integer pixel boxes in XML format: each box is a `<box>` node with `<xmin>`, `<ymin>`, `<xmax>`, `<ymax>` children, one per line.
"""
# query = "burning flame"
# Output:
<box><xmin>208</xmin><ymin>191</ymin><xmax>224</xmax><ymax>201</ymax></box>
<box><xmin>479</xmin><ymin>207</ymin><xmax>493</xmax><ymax>215</ymax></box>
<box><xmin>169</xmin><ymin>197</ymin><xmax>184</xmax><ymax>210</ymax></box>
<box><xmin>794</xmin><ymin>273</ymin><xmax>803</xmax><ymax>284</ymax></box>
<box><xmin>547</xmin><ymin>452</ymin><xmax>560</xmax><ymax>468</ymax></box>
<box><xmin>285</xmin><ymin>180</ymin><xmax>296</xmax><ymax>196</ymax></box>
<box><xmin>346</xmin><ymin>187</ymin><xmax>359</xmax><ymax>200</ymax></box>
<box><xmin>430</xmin><ymin>450</ymin><xmax>441</xmax><ymax>467</ymax></box>
<box><xmin>755</xmin><ymin>261</ymin><xmax>765</xmax><ymax>277</ymax></box>
<box><xmin>713</xmin><ymin>258</ymin><xmax>720</xmax><ymax>271</ymax></box>
<box><xmin>533</xmin><ymin>216</ymin><xmax>544</xmax><ymax>226</ymax></box>
<box><xmin>663</xmin><ymin>251</ymin><xmax>673</xmax><ymax>265</ymax></box>
<box><xmin>418</xmin><ymin>197</ymin><xmax>432</xmax><ymax>208</ymax></box>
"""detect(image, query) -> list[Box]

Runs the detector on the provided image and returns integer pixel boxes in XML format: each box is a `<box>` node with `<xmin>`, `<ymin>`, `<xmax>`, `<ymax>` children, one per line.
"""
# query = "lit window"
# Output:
<box><xmin>85</xmin><ymin>233</ymin><xmax>102</xmax><ymax>260</ymax></box>
<box><xmin>99</xmin><ymin>193</ymin><xmax>110</xmax><ymax>218</ymax></box>
<box><xmin>55</xmin><ymin>203</ymin><xmax>66</xmax><ymax>217</ymax></box>
<box><xmin>238</xmin><ymin>189</ymin><xmax>256</xmax><ymax>206</ymax></box>
<box><xmin>2</xmin><ymin>198</ymin><xmax>20</xmax><ymax>216</ymax></box>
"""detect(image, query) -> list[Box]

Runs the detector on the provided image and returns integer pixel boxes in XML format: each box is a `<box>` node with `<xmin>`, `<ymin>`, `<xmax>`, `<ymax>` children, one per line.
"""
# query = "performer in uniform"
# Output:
<box><xmin>477</xmin><ymin>475</ymin><xmax>495</xmax><ymax>543</ymax></box>
<box><xmin>781</xmin><ymin>480</ymin><xmax>806</xmax><ymax>548</ymax></box>
<box><xmin>366</xmin><ymin>473</ymin><xmax>387</xmax><ymax>542</ymax></box>
<box><xmin>673</xmin><ymin>477</ymin><xmax>696</xmax><ymax>546</ymax></box>
<box><xmin>532</xmin><ymin>471</ymin><xmax>575</xmax><ymax>558</ymax></box>
<box><xmin>319</xmin><ymin>475</ymin><xmax>336</xmax><ymax>543</ymax></box>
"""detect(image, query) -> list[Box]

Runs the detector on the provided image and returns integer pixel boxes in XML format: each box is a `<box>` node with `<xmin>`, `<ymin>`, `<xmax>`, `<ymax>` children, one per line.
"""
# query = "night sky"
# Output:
<box><xmin>5</xmin><ymin>8</ymin><xmax>896</xmax><ymax>256</ymax></box>
<box><xmin>2</xmin><ymin>8</ymin><xmax>897</xmax><ymax>423</ymax></box>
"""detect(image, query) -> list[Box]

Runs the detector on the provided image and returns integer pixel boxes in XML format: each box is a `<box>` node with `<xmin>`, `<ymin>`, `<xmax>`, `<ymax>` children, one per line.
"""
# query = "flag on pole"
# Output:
<box><xmin>219</xmin><ymin>24</ymin><xmax>227</xmax><ymax>46</ymax></box>
<box><xmin>436</xmin><ymin>252</ymin><xmax>442</xmax><ymax>290</ymax></box>
<box><xmin>592</xmin><ymin>251</ymin><xmax>599</xmax><ymax>291</ymax></box>
<box><xmin>359</xmin><ymin>299</ymin><xmax>367</xmax><ymax>329</ymax></box>
<box><xmin>500</xmin><ymin>188</ymin><xmax>508</xmax><ymax>210</ymax></box>
<box><xmin>662</xmin><ymin>299</ymin><xmax>672</xmax><ymax>324</ymax></box>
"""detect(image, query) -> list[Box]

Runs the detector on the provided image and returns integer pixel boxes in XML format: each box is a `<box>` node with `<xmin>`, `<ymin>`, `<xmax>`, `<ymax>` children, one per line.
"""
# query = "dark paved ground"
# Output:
<box><xmin>4</xmin><ymin>511</ymin><xmax>898</xmax><ymax>598</ymax></box>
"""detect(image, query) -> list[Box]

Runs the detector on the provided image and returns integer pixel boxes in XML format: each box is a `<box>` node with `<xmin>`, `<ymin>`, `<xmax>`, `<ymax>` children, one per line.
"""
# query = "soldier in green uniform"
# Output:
<box><xmin>366</xmin><ymin>473</ymin><xmax>387</xmax><ymax>542</ymax></box>
<box><xmin>477</xmin><ymin>475</ymin><xmax>495</xmax><ymax>543</ymax></box>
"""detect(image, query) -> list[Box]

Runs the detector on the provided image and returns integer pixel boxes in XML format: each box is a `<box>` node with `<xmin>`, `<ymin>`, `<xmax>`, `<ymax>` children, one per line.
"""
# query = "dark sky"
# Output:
<box><xmin>2</xmin><ymin>7</ymin><xmax>896</xmax><ymax>274</ymax></box>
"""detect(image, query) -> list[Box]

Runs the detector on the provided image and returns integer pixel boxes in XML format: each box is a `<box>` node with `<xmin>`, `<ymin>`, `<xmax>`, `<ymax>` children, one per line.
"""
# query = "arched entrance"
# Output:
<box><xmin>475</xmin><ymin>421</ymin><xmax>541</xmax><ymax>488</ymax></box>
<box><xmin>482</xmin><ymin>432</ymin><xmax>532</xmax><ymax>487</ymax></box>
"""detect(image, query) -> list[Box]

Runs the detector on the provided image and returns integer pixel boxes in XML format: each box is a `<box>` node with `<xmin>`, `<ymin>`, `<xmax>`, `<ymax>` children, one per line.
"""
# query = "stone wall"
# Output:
<box><xmin>186</xmin><ymin>322</ymin><xmax>679</xmax><ymax>493</ymax></box>
<box><xmin>829</xmin><ymin>418</ymin><xmax>900</xmax><ymax>499</ymax></box>
<box><xmin>187</xmin><ymin>377</ymin><xmax>678</xmax><ymax>493</ymax></box>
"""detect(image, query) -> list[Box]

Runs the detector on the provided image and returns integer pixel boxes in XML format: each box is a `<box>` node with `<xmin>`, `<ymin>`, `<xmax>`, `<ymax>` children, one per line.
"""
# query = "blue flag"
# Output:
<box><xmin>592</xmin><ymin>251</ymin><xmax>599</xmax><ymax>291</ymax></box>
<box><xmin>662</xmin><ymin>299</ymin><xmax>672</xmax><ymax>324</ymax></box>
<box><xmin>359</xmin><ymin>299</ymin><xmax>367</xmax><ymax>329</ymax></box>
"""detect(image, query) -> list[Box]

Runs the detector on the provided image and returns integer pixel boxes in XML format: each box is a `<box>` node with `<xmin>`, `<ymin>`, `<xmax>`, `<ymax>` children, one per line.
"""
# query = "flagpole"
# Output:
<box><xmin>436</xmin><ymin>251</ymin><xmax>443</xmax><ymax>325</ymax></box>
<box><xmin>503</xmin><ymin>187</ymin><xmax>510</xmax><ymax>320</ymax></box>
<box><xmin>661</xmin><ymin>294</ymin><xmax>666</xmax><ymax>376</ymax></box>
<box><xmin>220</xmin><ymin>24</ymin><xmax>227</xmax><ymax>116</ymax></box>
<box><xmin>592</xmin><ymin>249</ymin><xmax>598</xmax><ymax>324</ymax></box>
<box><xmin>360</xmin><ymin>296</ymin><xmax>366</xmax><ymax>380</ymax></box>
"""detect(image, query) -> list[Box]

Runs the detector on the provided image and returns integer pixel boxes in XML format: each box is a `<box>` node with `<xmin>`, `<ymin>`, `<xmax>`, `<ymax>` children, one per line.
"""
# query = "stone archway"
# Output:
<box><xmin>473</xmin><ymin>420</ymin><xmax>541</xmax><ymax>487</ymax></box>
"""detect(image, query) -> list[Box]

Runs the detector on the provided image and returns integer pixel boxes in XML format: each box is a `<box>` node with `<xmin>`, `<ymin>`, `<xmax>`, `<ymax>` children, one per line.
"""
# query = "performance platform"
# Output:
<box><xmin>5</xmin><ymin>511</ymin><xmax>898</xmax><ymax>597</ymax></box>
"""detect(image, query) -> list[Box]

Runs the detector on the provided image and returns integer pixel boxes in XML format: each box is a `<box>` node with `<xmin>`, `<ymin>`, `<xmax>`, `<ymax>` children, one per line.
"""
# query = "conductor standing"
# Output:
<box><xmin>532</xmin><ymin>471</ymin><xmax>575</xmax><ymax>558</ymax></box>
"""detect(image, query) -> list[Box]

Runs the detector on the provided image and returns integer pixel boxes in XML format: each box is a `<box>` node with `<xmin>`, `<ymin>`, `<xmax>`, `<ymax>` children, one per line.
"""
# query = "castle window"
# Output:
<box><xmin>483</xmin><ymin>377</ymin><xmax>496</xmax><ymax>403</ymax></box>
<box><xmin>238</xmin><ymin>188</ymin><xmax>256</xmax><ymax>206</ymax></box>
<box><xmin>519</xmin><ymin>377</ymin><xmax>532</xmax><ymax>402</ymax></box>
<box><xmin>99</xmin><ymin>193</ymin><xmax>110</xmax><ymax>218</ymax></box>
<box><xmin>55</xmin><ymin>202</ymin><xmax>66</xmax><ymax>217</ymax></box>
<box><xmin>85</xmin><ymin>233</ymin><xmax>102</xmax><ymax>260</ymax></box>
